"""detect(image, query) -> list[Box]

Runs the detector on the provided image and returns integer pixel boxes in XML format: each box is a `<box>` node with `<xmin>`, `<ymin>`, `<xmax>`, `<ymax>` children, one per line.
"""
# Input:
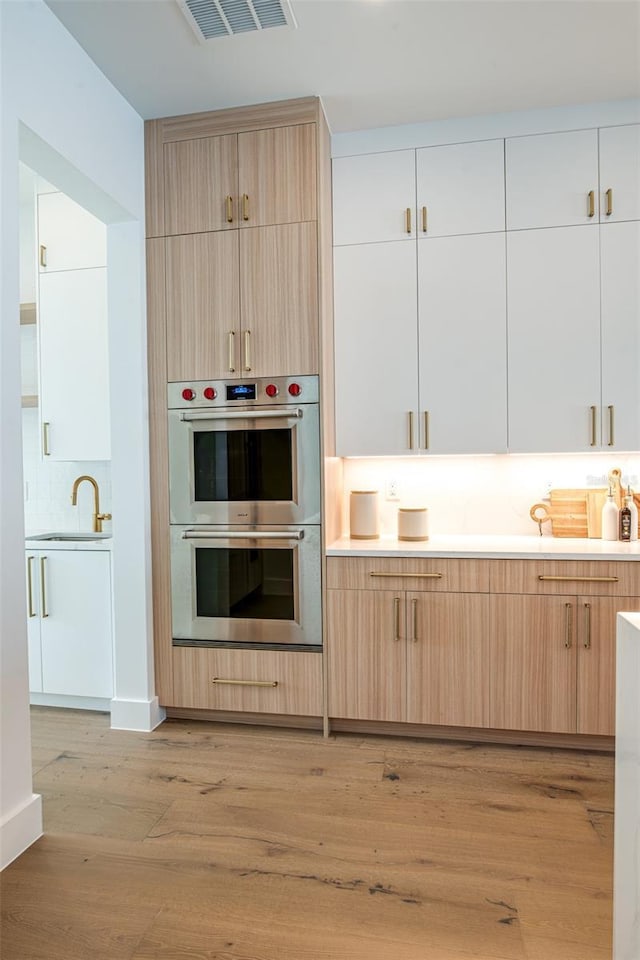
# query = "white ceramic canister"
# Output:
<box><xmin>349</xmin><ymin>490</ymin><xmax>380</xmax><ymax>540</ymax></box>
<box><xmin>398</xmin><ymin>507</ymin><xmax>429</xmax><ymax>541</ymax></box>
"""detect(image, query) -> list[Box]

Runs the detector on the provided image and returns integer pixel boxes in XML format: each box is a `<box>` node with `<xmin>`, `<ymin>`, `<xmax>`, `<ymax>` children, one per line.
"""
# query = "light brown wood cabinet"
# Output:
<box><xmin>327</xmin><ymin>557</ymin><xmax>490</xmax><ymax>727</ymax></box>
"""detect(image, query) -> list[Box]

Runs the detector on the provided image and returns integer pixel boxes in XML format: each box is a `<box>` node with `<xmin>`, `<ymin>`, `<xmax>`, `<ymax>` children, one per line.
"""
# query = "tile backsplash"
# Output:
<box><xmin>342</xmin><ymin>452</ymin><xmax>640</xmax><ymax>538</ymax></box>
<box><xmin>22</xmin><ymin>408</ymin><xmax>111</xmax><ymax>534</ymax></box>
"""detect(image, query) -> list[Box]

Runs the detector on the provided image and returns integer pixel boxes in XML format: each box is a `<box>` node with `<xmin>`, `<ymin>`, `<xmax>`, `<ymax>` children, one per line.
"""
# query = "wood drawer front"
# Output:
<box><xmin>326</xmin><ymin>557</ymin><xmax>489</xmax><ymax>593</ymax></box>
<box><xmin>491</xmin><ymin>559</ymin><xmax>639</xmax><ymax>596</ymax></box>
<box><xmin>172</xmin><ymin>647</ymin><xmax>322</xmax><ymax>715</ymax></box>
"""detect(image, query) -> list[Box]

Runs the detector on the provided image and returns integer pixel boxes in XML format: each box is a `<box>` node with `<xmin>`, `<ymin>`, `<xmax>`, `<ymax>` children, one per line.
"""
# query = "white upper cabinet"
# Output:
<box><xmin>334</xmin><ymin>241</ymin><xmax>418</xmax><ymax>456</ymax></box>
<box><xmin>418</xmin><ymin>233</ymin><xmax>507</xmax><ymax>454</ymax></box>
<box><xmin>505</xmin><ymin>129</ymin><xmax>599</xmax><ymax>230</ymax></box>
<box><xmin>600</xmin><ymin>221</ymin><xmax>640</xmax><ymax>451</ymax></box>
<box><xmin>598</xmin><ymin>125</ymin><xmax>640</xmax><ymax>223</ymax></box>
<box><xmin>416</xmin><ymin>139</ymin><xmax>505</xmax><ymax>237</ymax></box>
<box><xmin>332</xmin><ymin>150</ymin><xmax>416</xmax><ymax>246</ymax></box>
<box><xmin>37</xmin><ymin>192</ymin><xmax>107</xmax><ymax>271</ymax></box>
<box><xmin>507</xmin><ymin>226</ymin><xmax>601</xmax><ymax>453</ymax></box>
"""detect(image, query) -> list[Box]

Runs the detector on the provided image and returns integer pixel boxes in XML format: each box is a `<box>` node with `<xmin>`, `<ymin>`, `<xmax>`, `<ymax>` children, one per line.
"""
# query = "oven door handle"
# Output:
<box><xmin>182</xmin><ymin>529</ymin><xmax>305</xmax><ymax>541</ymax></box>
<box><xmin>179</xmin><ymin>408</ymin><xmax>303</xmax><ymax>422</ymax></box>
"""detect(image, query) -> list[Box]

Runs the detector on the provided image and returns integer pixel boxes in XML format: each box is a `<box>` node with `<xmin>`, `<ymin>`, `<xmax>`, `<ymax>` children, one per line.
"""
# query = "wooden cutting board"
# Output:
<box><xmin>530</xmin><ymin>486</ymin><xmax>640</xmax><ymax>538</ymax></box>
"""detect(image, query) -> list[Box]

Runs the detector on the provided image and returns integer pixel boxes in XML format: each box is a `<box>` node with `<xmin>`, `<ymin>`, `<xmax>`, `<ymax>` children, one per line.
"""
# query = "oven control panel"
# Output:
<box><xmin>168</xmin><ymin>375</ymin><xmax>319</xmax><ymax>409</ymax></box>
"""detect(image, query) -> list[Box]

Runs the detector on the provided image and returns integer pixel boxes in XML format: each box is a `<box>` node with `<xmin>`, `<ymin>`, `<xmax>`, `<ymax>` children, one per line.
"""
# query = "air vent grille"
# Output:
<box><xmin>180</xmin><ymin>0</ymin><xmax>296</xmax><ymax>40</ymax></box>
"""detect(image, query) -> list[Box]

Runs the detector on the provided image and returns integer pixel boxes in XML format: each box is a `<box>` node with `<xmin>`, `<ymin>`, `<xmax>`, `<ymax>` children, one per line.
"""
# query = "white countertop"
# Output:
<box><xmin>327</xmin><ymin>534</ymin><xmax>640</xmax><ymax>561</ymax></box>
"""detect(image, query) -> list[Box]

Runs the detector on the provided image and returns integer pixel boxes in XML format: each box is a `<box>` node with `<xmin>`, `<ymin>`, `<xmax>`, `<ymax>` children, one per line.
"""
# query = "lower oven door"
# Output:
<box><xmin>170</xmin><ymin>525</ymin><xmax>321</xmax><ymax>647</ymax></box>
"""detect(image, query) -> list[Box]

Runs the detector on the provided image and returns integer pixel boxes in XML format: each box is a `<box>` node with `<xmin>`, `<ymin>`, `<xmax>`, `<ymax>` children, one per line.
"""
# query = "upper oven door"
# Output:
<box><xmin>168</xmin><ymin>403</ymin><xmax>320</xmax><ymax>525</ymax></box>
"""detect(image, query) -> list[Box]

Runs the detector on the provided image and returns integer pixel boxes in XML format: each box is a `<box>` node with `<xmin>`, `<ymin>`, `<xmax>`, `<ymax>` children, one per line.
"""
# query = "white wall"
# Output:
<box><xmin>0</xmin><ymin>0</ymin><xmax>156</xmax><ymax>870</ymax></box>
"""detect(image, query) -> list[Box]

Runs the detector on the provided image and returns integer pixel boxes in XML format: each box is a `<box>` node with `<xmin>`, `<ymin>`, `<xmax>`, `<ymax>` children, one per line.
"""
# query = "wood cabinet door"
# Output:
<box><xmin>416</xmin><ymin>138</ymin><xmax>505</xmax><ymax>237</ymax></box>
<box><xmin>163</xmin><ymin>134</ymin><xmax>238</xmax><ymax>235</ymax></box>
<box><xmin>40</xmin><ymin>551</ymin><xmax>113</xmax><ymax>699</ymax></box>
<box><xmin>37</xmin><ymin>192</ymin><xmax>106</xmax><ymax>271</ymax></box>
<box><xmin>166</xmin><ymin>231</ymin><xmax>240</xmax><ymax>382</ymax></box>
<box><xmin>505</xmin><ymin>129</ymin><xmax>599</xmax><ymax>230</ymax></box>
<box><xmin>598</xmin><ymin>124</ymin><xmax>640</xmax><ymax>223</ymax></box>
<box><xmin>38</xmin><ymin>267</ymin><xmax>110</xmax><ymax>460</ymax></box>
<box><xmin>327</xmin><ymin>589</ymin><xmax>406</xmax><ymax>722</ymax></box>
<box><xmin>332</xmin><ymin>149</ymin><xmax>416</xmax><ymax>246</ymax></box>
<box><xmin>600</xmin><ymin>221</ymin><xmax>640</xmax><ymax>452</ymax></box>
<box><xmin>489</xmin><ymin>595</ymin><xmax>577</xmax><ymax>733</ymax></box>
<box><xmin>238</xmin><ymin>124</ymin><xmax>317</xmax><ymax>228</ymax></box>
<box><xmin>240</xmin><ymin>222</ymin><xmax>318</xmax><ymax>378</ymax></box>
<box><xmin>334</xmin><ymin>240</ymin><xmax>418</xmax><ymax>456</ymax></box>
<box><xmin>417</xmin><ymin>232</ymin><xmax>507</xmax><ymax>454</ymax></box>
<box><xmin>507</xmin><ymin>225</ymin><xmax>601</xmax><ymax>453</ymax></box>
<box><xmin>406</xmin><ymin>593</ymin><xmax>490</xmax><ymax>727</ymax></box>
<box><xmin>577</xmin><ymin>596</ymin><xmax>640</xmax><ymax>736</ymax></box>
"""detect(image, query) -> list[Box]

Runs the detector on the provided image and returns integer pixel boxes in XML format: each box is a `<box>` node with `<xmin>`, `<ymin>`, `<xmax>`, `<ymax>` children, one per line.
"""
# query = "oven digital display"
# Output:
<box><xmin>226</xmin><ymin>383</ymin><xmax>256</xmax><ymax>401</ymax></box>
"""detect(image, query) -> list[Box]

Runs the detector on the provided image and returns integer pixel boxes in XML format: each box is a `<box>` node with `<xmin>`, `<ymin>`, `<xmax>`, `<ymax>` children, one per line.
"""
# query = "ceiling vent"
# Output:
<box><xmin>178</xmin><ymin>0</ymin><xmax>297</xmax><ymax>41</ymax></box>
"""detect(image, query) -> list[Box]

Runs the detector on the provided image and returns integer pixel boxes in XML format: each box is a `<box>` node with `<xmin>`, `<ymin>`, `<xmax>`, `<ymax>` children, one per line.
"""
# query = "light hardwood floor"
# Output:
<box><xmin>1</xmin><ymin>708</ymin><xmax>614</xmax><ymax>959</ymax></box>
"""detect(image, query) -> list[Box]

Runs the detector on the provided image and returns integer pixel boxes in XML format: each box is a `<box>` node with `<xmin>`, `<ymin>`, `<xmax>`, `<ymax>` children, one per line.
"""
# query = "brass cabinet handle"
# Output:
<box><xmin>393</xmin><ymin>597</ymin><xmax>401</xmax><ymax>641</ymax></box>
<box><xmin>423</xmin><ymin>410</ymin><xmax>430</xmax><ymax>450</ymax></box>
<box><xmin>39</xmin><ymin>244</ymin><xmax>47</xmax><ymax>268</ymax></box>
<box><xmin>228</xmin><ymin>330</ymin><xmax>235</xmax><ymax>373</ymax></box>
<box><xmin>411</xmin><ymin>597</ymin><xmax>418</xmax><ymax>643</ymax></box>
<box><xmin>583</xmin><ymin>603</ymin><xmax>591</xmax><ymax>650</ymax></box>
<box><xmin>608</xmin><ymin>405</ymin><xmax>615</xmax><ymax>447</ymax></box>
<box><xmin>587</xmin><ymin>190</ymin><xmax>595</xmax><ymax>218</ymax></box>
<box><xmin>42</xmin><ymin>421</ymin><xmax>51</xmax><ymax>457</ymax></box>
<box><xmin>212</xmin><ymin>677</ymin><xmax>277</xmax><ymax>687</ymax></box>
<box><xmin>405</xmin><ymin>207</ymin><xmax>412</xmax><ymax>234</ymax></box>
<box><xmin>244</xmin><ymin>330</ymin><xmax>251</xmax><ymax>372</ymax></box>
<box><xmin>242</xmin><ymin>194</ymin><xmax>249</xmax><ymax>221</ymax></box>
<box><xmin>26</xmin><ymin>556</ymin><xmax>36</xmax><ymax>618</ymax></box>
<box><xmin>538</xmin><ymin>575</ymin><xmax>619</xmax><ymax>582</ymax></box>
<box><xmin>40</xmin><ymin>556</ymin><xmax>48</xmax><ymax>618</ymax></box>
<box><xmin>407</xmin><ymin>411</ymin><xmax>414</xmax><ymax>450</ymax></box>
<box><xmin>371</xmin><ymin>572</ymin><xmax>443</xmax><ymax>579</ymax></box>
<box><xmin>226</xmin><ymin>195</ymin><xmax>233</xmax><ymax>223</ymax></box>
<box><xmin>590</xmin><ymin>405</ymin><xmax>597</xmax><ymax>447</ymax></box>
<box><xmin>564</xmin><ymin>602</ymin><xmax>572</xmax><ymax>649</ymax></box>
<box><xmin>605</xmin><ymin>188</ymin><xmax>613</xmax><ymax>217</ymax></box>
<box><xmin>422</xmin><ymin>206</ymin><xmax>427</xmax><ymax>233</ymax></box>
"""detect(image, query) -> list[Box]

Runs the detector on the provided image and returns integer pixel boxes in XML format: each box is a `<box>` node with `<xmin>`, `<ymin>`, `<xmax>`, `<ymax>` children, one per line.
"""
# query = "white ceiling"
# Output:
<box><xmin>46</xmin><ymin>0</ymin><xmax>640</xmax><ymax>133</ymax></box>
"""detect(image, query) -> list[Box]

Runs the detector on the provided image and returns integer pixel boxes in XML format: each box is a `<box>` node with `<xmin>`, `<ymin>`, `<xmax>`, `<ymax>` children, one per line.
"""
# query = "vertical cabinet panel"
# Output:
<box><xmin>240</xmin><ymin>222</ymin><xmax>318</xmax><ymax>379</ymax></box>
<box><xmin>418</xmin><ymin>232</ymin><xmax>507</xmax><ymax>454</ymax></box>
<box><xmin>598</xmin><ymin>124</ymin><xmax>640</xmax><ymax>223</ymax></box>
<box><xmin>505</xmin><ymin>129</ymin><xmax>599</xmax><ymax>230</ymax></box>
<box><xmin>406</xmin><ymin>593</ymin><xmax>490</xmax><ymax>727</ymax></box>
<box><xmin>238</xmin><ymin>124</ymin><xmax>317</xmax><ymax>227</ymax></box>
<box><xmin>489</xmin><ymin>595</ymin><xmax>577</xmax><ymax>734</ymax></box>
<box><xmin>600</xmin><ymin>221</ymin><xmax>640</xmax><ymax>451</ymax></box>
<box><xmin>38</xmin><ymin>267</ymin><xmax>110</xmax><ymax>460</ymax></box>
<box><xmin>332</xmin><ymin>150</ymin><xmax>416</xmax><ymax>246</ymax></box>
<box><xmin>37</xmin><ymin>192</ymin><xmax>107</xmax><ymax>271</ymax></box>
<box><xmin>507</xmin><ymin>226</ymin><xmax>601</xmax><ymax>453</ymax></box>
<box><xmin>327</xmin><ymin>589</ymin><xmax>406</xmax><ymax>722</ymax></box>
<box><xmin>416</xmin><ymin>138</ymin><xmax>505</xmax><ymax>237</ymax></box>
<box><xmin>163</xmin><ymin>135</ymin><xmax>238</xmax><ymax>236</ymax></box>
<box><xmin>166</xmin><ymin>231</ymin><xmax>240</xmax><ymax>382</ymax></box>
<box><xmin>334</xmin><ymin>241</ymin><xmax>418</xmax><ymax>456</ymax></box>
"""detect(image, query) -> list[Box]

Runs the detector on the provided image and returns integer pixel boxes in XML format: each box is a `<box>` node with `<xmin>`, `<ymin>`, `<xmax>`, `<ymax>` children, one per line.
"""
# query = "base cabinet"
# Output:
<box><xmin>25</xmin><ymin>549</ymin><xmax>113</xmax><ymax>699</ymax></box>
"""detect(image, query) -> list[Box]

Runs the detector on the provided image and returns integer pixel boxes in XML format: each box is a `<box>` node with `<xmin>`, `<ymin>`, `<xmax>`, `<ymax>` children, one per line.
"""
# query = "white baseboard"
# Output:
<box><xmin>30</xmin><ymin>693</ymin><xmax>110</xmax><ymax>712</ymax></box>
<box><xmin>0</xmin><ymin>793</ymin><xmax>42</xmax><ymax>871</ymax></box>
<box><xmin>109</xmin><ymin>696</ymin><xmax>166</xmax><ymax>732</ymax></box>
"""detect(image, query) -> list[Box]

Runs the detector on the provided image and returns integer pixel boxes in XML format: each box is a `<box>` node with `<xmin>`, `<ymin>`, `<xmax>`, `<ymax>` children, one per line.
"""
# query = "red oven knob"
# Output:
<box><xmin>181</xmin><ymin>388</ymin><xmax>195</xmax><ymax>401</ymax></box>
<box><xmin>203</xmin><ymin>386</ymin><xmax>217</xmax><ymax>400</ymax></box>
<box><xmin>265</xmin><ymin>383</ymin><xmax>278</xmax><ymax>398</ymax></box>
<box><xmin>288</xmin><ymin>382</ymin><xmax>302</xmax><ymax>397</ymax></box>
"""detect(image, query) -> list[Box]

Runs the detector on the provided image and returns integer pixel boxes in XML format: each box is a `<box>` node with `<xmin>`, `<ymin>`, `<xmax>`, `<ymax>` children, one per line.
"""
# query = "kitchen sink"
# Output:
<box><xmin>27</xmin><ymin>532</ymin><xmax>111</xmax><ymax>542</ymax></box>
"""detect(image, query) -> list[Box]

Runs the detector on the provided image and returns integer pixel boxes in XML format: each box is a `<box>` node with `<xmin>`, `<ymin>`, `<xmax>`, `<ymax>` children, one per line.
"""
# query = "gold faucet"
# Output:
<box><xmin>71</xmin><ymin>475</ymin><xmax>112</xmax><ymax>533</ymax></box>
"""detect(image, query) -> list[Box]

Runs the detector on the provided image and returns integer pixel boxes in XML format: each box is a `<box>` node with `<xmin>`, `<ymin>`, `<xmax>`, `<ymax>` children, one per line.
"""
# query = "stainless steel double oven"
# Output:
<box><xmin>168</xmin><ymin>375</ymin><xmax>321</xmax><ymax>648</ymax></box>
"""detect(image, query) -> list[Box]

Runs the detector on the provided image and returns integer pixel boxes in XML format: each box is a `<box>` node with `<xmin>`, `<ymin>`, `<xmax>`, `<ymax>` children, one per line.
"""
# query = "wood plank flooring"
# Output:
<box><xmin>1</xmin><ymin>707</ymin><xmax>614</xmax><ymax>959</ymax></box>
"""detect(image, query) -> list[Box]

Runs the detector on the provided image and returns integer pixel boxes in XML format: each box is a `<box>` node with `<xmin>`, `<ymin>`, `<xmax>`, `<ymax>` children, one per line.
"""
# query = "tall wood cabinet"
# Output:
<box><xmin>145</xmin><ymin>98</ymin><xmax>334</xmax><ymax>707</ymax></box>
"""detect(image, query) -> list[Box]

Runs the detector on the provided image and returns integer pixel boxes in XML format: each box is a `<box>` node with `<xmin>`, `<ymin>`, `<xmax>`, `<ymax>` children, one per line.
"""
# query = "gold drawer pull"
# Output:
<box><xmin>405</xmin><ymin>207</ymin><xmax>412</xmax><ymax>234</ymax></box>
<box><xmin>422</xmin><ymin>206</ymin><xmax>428</xmax><ymax>233</ymax></box>
<box><xmin>583</xmin><ymin>603</ymin><xmax>591</xmax><ymax>650</ymax></box>
<box><xmin>370</xmin><ymin>572</ymin><xmax>443</xmax><ymax>579</ymax></box>
<box><xmin>27</xmin><ymin>556</ymin><xmax>36</xmax><ymax>618</ymax></box>
<box><xmin>39</xmin><ymin>244</ymin><xmax>47</xmax><ymax>268</ymax></box>
<box><xmin>538</xmin><ymin>575</ymin><xmax>619</xmax><ymax>583</ymax></box>
<box><xmin>393</xmin><ymin>597</ymin><xmax>401</xmax><ymax>641</ymax></box>
<box><xmin>226</xmin><ymin>195</ymin><xmax>233</xmax><ymax>223</ymax></box>
<box><xmin>590</xmin><ymin>405</ymin><xmax>597</xmax><ymax>447</ymax></box>
<box><xmin>608</xmin><ymin>405</ymin><xmax>615</xmax><ymax>447</ymax></box>
<box><xmin>242</xmin><ymin>194</ymin><xmax>249</xmax><ymax>221</ymax></box>
<box><xmin>212</xmin><ymin>678</ymin><xmax>277</xmax><ymax>688</ymax></box>
<box><xmin>587</xmin><ymin>190</ymin><xmax>595</xmax><ymax>218</ymax></box>
<box><xmin>605</xmin><ymin>188</ymin><xmax>613</xmax><ymax>217</ymax></box>
<box><xmin>411</xmin><ymin>597</ymin><xmax>418</xmax><ymax>643</ymax></box>
<box><xmin>564</xmin><ymin>602</ymin><xmax>573</xmax><ymax>649</ymax></box>
<box><xmin>40</xmin><ymin>556</ymin><xmax>48</xmax><ymax>618</ymax></box>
